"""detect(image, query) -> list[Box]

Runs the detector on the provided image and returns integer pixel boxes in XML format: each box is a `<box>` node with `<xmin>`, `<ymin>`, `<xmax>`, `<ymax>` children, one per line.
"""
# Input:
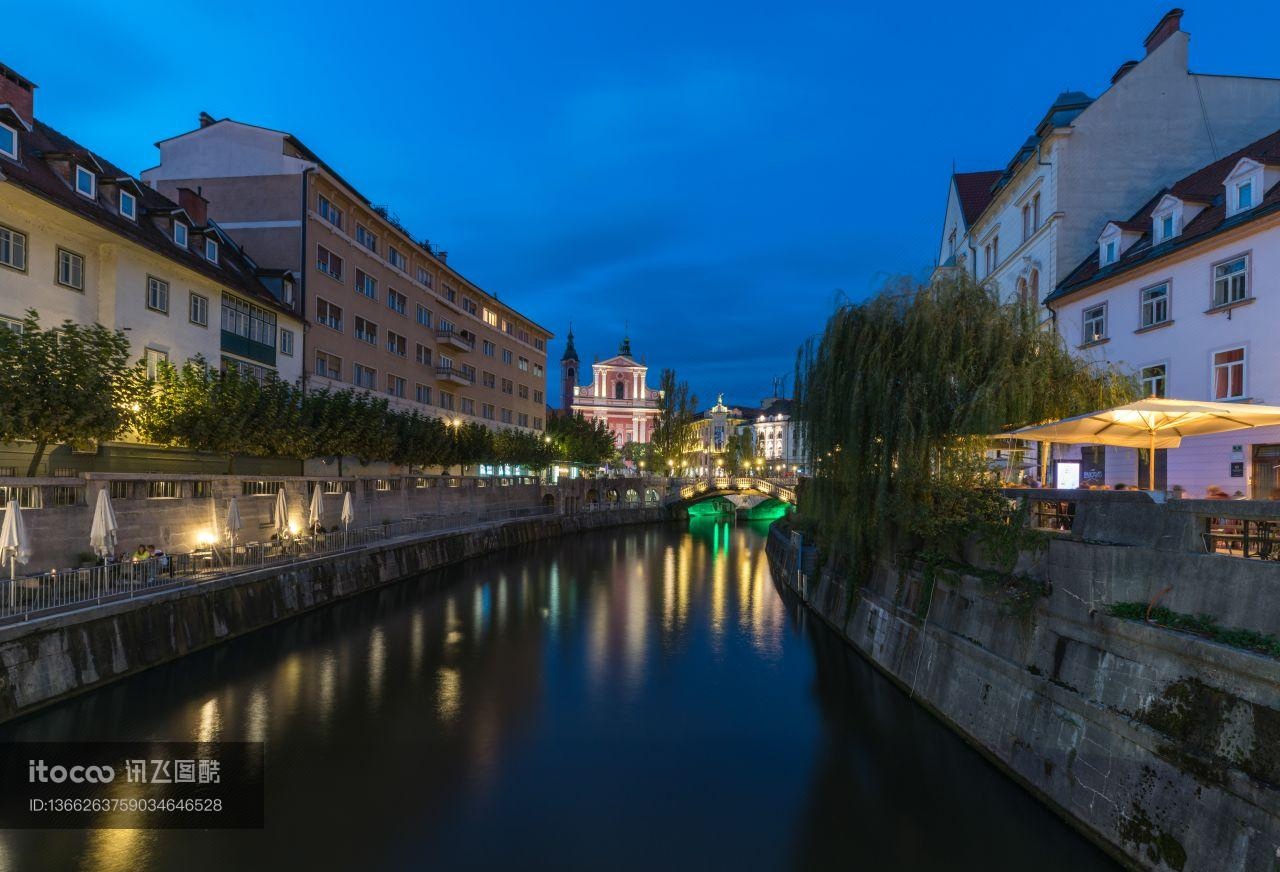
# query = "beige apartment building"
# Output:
<box><xmin>142</xmin><ymin>116</ymin><xmax>551</xmax><ymax>432</ymax></box>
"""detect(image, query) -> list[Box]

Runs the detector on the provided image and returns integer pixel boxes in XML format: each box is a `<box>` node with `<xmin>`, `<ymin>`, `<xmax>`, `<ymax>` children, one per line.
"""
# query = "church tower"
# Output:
<box><xmin>560</xmin><ymin>325</ymin><xmax>579</xmax><ymax>412</ymax></box>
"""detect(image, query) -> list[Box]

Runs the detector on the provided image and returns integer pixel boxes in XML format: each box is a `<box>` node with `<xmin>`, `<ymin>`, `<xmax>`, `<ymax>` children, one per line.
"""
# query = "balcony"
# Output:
<box><xmin>435</xmin><ymin>328</ymin><xmax>475</xmax><ymax>352</ymax></box>
<box><xmin>435</xmin><ymin>365</ymin><xmax>474</xmax><ymax>386</ymax></box>
<box><xmin>220</xmin><ymin>330</ymin><xmax>276</xmax><ymax>366</ymax></box>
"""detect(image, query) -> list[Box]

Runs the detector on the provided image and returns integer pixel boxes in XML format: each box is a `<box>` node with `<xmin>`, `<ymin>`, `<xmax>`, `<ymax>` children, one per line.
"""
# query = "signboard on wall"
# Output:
<box><xmin>1231</xmin><ymin>461</ymin><xmax>1245</xmax><ymax>478</ymax></box>
<box><xmin>1055</xmin><ymin>461</ymin><xmax>1081</xmax><ymax>490</ymax></box>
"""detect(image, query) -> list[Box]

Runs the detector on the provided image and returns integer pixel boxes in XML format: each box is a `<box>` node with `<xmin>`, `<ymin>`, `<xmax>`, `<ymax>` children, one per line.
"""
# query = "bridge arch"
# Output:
<box><xmin>666</xmin><ymin>476</ymin><xmax>797</xmax><ymax>511</ymax></box>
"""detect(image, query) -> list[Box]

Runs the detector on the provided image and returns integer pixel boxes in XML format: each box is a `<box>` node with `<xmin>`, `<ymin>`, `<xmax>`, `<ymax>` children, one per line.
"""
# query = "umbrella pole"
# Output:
<box><xmin>1040</xmin><ymin>441</ymin><xmax>1049</xmax><ymax>486</ymax></box>
<box><xmin>1149</xmin><ymin>430</ymin><xmax>1157</xmax><ymax>492</ymax></box>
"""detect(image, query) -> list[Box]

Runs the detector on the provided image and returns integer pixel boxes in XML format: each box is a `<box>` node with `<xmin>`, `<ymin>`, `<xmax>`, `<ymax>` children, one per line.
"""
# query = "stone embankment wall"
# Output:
<box><xmin>0</xmin><ymin>505</ymin><xmax>673</xmax><ymax>723</ymax></box>
<box><xmin>768</xmin><ymin>490</ymin><xmax>1280</xmax><ymax>872</ymax></box>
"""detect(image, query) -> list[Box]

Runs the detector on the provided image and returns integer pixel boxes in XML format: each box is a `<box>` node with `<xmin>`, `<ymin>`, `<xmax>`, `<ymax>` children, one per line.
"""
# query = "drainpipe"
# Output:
<box><xmin>298</xmin><ymin>166</ymin><xmax>314</xmax><ymax>478</ymax></box>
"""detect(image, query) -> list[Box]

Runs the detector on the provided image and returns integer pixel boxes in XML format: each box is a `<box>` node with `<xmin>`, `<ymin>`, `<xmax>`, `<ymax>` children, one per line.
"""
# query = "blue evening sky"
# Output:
<box><xmin>4</xmin><ymin>3</ymin><xmax>1270</xmax><ymax>409</ymax></box>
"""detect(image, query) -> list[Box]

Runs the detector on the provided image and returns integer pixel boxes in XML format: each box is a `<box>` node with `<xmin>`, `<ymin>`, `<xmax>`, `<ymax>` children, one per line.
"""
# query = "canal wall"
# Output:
<box><xmin>0</xmin><ymin>505</ymin><xmax>673</xmax><ymax>723</ymax></box>
<box><xmin>766</xmin><ymin>491</ymin><xmax>1280</xmax><ymax>872</ymax></box>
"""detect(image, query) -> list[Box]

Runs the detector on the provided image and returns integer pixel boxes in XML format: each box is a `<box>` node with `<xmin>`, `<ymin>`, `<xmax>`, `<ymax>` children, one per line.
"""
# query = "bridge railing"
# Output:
<box><xmin>677</xmin><ymin>476</ymin><xmax>795</xmax><ymax>504</ymax></box>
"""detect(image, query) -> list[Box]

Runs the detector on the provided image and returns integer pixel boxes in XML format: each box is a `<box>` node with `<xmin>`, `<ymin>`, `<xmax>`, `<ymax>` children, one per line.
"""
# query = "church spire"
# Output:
<box><xmin>561</xmin><ymin>323</ymin><xmax>578</xmax><ymax>362</ymax></box>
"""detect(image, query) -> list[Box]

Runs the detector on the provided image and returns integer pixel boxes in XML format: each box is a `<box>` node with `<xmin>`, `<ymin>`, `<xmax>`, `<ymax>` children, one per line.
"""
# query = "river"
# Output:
<box><xmin>0</xmin><ymin>519</ymin><xmax>1116</xmax><ymax>871</ymax></box>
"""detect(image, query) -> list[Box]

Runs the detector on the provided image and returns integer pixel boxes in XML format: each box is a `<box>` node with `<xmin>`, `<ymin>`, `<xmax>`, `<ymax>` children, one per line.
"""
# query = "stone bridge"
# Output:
<box><xmin>666</xmin><ymin>476</ymin><xmax>797</xmax><ymax>510</ymax></box>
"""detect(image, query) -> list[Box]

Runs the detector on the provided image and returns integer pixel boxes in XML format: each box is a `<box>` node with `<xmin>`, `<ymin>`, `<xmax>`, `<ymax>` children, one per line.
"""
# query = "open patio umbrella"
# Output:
<box><xmin>340</xmin><ymin>491</ymin><xmax>355</xmax><ymax>531</ymax></box>
<box><xmin>274</xmin><ymin>487</ymin><xmax>290</xmax><ymax>539</ymax></box>
<box><xmin>308</xmin><ymin>484</ymin><xmax>324</xmax><ymax>532</ymax></box>
<box><xmin>89</xmin><ymin>488</ymin><xmax>119</xmax><ymax>563</ymax></box>
<box><xmin>997</xmin><ymin>397</ymin><xmax>1280</xmax><ymax>490</ymax></box>
<box><xmin>1</xmin><ymin>500</ymin><xmax>31</xmax><ymax>610</ymax></box>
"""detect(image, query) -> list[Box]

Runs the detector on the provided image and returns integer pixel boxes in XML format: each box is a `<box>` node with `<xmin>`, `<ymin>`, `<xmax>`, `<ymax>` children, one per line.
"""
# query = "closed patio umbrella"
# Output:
<box><xmin>225</xmin><ymin>497</ymin><xmax>243</xmax><ymax>544</ymax></box>
<box><xmin>340</xmin><ymin>491</ymin><xmax>355</xmax><ymax>531</ymax></box>
<box><xmin>997</xmin><ymin>397</ymin><xmax>1280</xmax><ymax>491</ymax></box>
<box><xmin>274</xmin><ymin>487</ymin><xmax>290</xmax><ymax>539</ymax></box>
<box><xmin>89</xmin><ymin>488</ymin><xmax>119</xmax><ymax>563</ymax></box>
<box><xmin>308</xmin><ymin>484</ymin><xmax>324</xmax><ymax>532</ymax></box>
<box><xmin>1</xmin><ymin>499</ymin><xmax>31</xmax><ymax>610</ymax></box>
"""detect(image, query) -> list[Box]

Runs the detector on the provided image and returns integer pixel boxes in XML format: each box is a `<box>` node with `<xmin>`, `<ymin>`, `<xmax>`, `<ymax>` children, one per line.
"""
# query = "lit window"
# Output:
<box><xmin>57</xmin><ymin>249</ymin><xmax>84</xmax><ymax>291</ymax></box>
<box><xmin>1213</xmin><ymin>256</ymin><xmax>1249</xmax><ymax>307</ymax></box>
<box><xmin>146</xmin><ymin>276</ymin><xmax>170</xmax><ymax>314</ymax></box>
<box><xmin>1213</xmin><ymin>348</ymin><xmax>1246</xmax><ymax>400</ymax></box>
<box><xmin>0</xmin><ymin>121</ymin><xmax>16</xmax><ymax>159</ymax></box>
<box><xmin>75</xmin><ymin>166</ymin><xmax>95</xmax><ymax>198</ymax></box>
<box><xmin>483</xmin><ymin>307</ymin><xmax>498</xmax><ymax>327</ymax></box>
<box><xmin>1140</xmin><ymin>364</ymin><xmax>1166</xmax><ymax>398</ymax></box>
<box><xmin>280</xmin><ymin>329</ymin><xmax>295</xmax><ymax>356</ymax></box>
<box><xmin>1140</xmin><ymin>283</ymin><xmax>1169</xmax><ymax>328</ymax></box>
<box><xmin>205</xmin><ymin>237</ymin><xmax>218</xmax><ymax>263</ymax></box>
<box><xmin>144</xmin><ymin>348</ymin><xmax>168</xmax><ymax>380</ymax></box>
<box><xmin>174</xmin><ymin>221</ymin><xmax>188</xmax><ymax>247</ymax></box>
<box><xmin>119</xmin><ymin>190</ymin><xmax>137</xmax><ymax>220</ymax></box>
<box><xmin>189</xmin><ymin>293</ymin><xmax>209</xmax><ymax>326</ymax></box>
<box><xmin>1082</xmin><ymin>304</ymin><xmax>1106</xmax><ymax>343</ymax></box>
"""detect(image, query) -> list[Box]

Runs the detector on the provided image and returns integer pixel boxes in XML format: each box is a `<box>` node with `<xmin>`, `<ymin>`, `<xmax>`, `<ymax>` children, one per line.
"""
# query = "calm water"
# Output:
<box><xmin>0</xmin><ymin>520</ymin><xmax>1115</xmax><ymax>871</ymax></box>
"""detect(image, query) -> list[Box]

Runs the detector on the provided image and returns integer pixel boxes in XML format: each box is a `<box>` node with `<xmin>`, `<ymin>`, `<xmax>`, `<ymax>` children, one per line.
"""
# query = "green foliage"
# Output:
<box><xmin>546</xmin><ymin>412</ymin><xmax>616</xmax><ymax>466</ymax></box>
<box><xmin>0</xmin><ymin>311</ymin><xmax>140</xmax><ymax>475</ymax></box>
<box><xmin>650</xmin><ymin>368</ymin><xmax>698</xmax><ymax>471</ymax></box>
<box><xmin>794</xmin><ymin>275</ymin><xmax>1136</xmax><ymax>578</ymax></box>
<box><xmin>1107</xmin><ymin>602</ymin><xmax>1280</xmax><ymax>658</ymax></box>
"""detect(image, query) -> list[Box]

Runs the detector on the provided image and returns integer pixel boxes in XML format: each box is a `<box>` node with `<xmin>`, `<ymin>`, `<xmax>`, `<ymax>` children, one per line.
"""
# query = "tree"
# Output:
<box><xmin>650</xmin><ymin>368</ymin><xmax>698</xmax><ymax>473</ymax></box>
<box><xmin>0</xmin><ymin>311</ymin><xmax>138</xmax><ymax>476</ymax></box>
<box><xmin>546</xmin><ymin>413</ymin><xmax>617</xmax><ymax>467</ymax></box>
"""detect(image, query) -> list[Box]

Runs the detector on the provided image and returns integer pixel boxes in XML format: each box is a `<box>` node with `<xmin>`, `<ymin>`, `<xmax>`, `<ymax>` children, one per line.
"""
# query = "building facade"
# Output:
<box><xmin>567</xmin><ymin>336</ymin><xmax>661</xmax><ymax>447</ymax></box>
<box><xmin>935</xmin><ymin>10</ymin><xmax>1280</xmax><ymax>309</ymax></box>
<box><xmin>141</xmin><ymin>116</ymin><xmax>550</xmax><ymax>432</ymax></box>
<box><xmin>740</xmin><ymin>396</ymin><xmax>806</xmax><ymax>474</ymax></box>
<box><xmin>0</xmin><ymin>64</ymin><xmax>303</xmax><ymax>388</ymax></box>
<box><xmin>1048</xmin><ymin>128</ymin><xmax>1280</xmax><ymax>497</ymax></box>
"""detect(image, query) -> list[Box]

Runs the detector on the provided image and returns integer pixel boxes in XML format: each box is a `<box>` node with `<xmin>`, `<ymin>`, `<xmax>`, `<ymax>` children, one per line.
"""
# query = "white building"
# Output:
<box><xmin>741</xmin><ymin>397</ymin><xmax>806</xmax><ymax>474</ymax></box>
<box><xmin>1047</xmin><ymin>127</ymin><xmax>1280</xmax><ymax>497</ymax></box>
<box><xmin>0</xmin><ymin>63</ymin><xmax>303</xmax><ymax>386</ymax></box>
<box><xmin>935</xmin><ymin>9</ymin><xmax>1280</xmax><ymax>308</ymax></box>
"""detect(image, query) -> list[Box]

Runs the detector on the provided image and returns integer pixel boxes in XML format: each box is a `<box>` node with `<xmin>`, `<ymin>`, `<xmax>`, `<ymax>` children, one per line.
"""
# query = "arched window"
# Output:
<box><xmin>1016</xmin><ymin>277</ymin><xmax>1028</xmax><ymax>304</ymax></box>
<box><xmin>614</xmin><ymin>381</ymin><xmax>625</xmax><ymax>399</ymax></box>
<box><xmin>566</xmin><ymin>366</ymin><xmax>575</xmax><ymax>381</ymax></box>
<box><xmin>1029</xmin><ymin>269</ymin><xmax>1040</xmax><ymax>302</ymax></box>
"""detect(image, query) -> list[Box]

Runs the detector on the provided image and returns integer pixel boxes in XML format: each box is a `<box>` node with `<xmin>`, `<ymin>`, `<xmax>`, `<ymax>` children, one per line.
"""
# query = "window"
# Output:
<box><xmin>1140</xmin><ymin>364</ymin><xmax>1167</xmax><ymax>398</ymax></box>
<box><xmin>146</xmin><ymin>276</ymin><xmax>170</xmax><ymax>314</ymax></box>
<box><xmin>1082</xmin><ymin>304</ymin><xmax>1106</xmax><ymax>343</ymax></box>
<box><xmin>517</xmin><ymin>356</ymin><xmax>529</xmax><ymax>372</ymax></box>
<box><xmin>148</xmin><ymin>481</ymin><xmax>179</xmax><ymax>499</ymax></box>
<box><xmin>387</xmin><ymin>288</ymin><xmax>407</xmax><ymax>315</ymax></box>
<box><xmin>501</xmin><ymin>408</ymin><xmax>513</xmax><ymax>424</ymax></box>
<box><xmin>1213</xmin><ymin>256</ymin><xmax>1249</xmax><ymax>307</ymax></box>
<box><xmin>75</xmin><ymin>165</ymin><xmax>95</xmax><ymax>198</ymax></box>
<box><xmin>353</xmin><ymin>363</ymin><xmax>377</xmax><ymax>389</ymax></box>
<box><xmin>534</xmin><ymin>338</ymin><xmax>544</xmax><ymax>351</ymax></box>
<box><xmin>355</xmin><ymin>269</ymin><xmax>377</xmax><ymax>299</ymax></box>
<box><xmin>1140</xmin><ymin>283</ymin><xmax>1169</xmax><ymax>328</ymax></box>
<box><xmin>1032</xmin><ymin>193</ymin><xmax>1040</xmax><ymax>232</ymax></box>
<box><xmin>482</xmin><ymin>403</ymin><xmax>495</xmax><ymax>420</ymax></box>
<box><xmin>533</xmin><ymin>417</ymin><xmax>543</xmax><ymax>431</ymax></box>
<box><xmin>318</xmin><ymin>195</ymin><xmax>343</xmax><ymax>229</ymax></box>
<box><xmin>144</xmin><ymin>348</ymin><xmax>168</xmax><ymax>380</ymax></box>
<box><xmin>221</xmin><ymin>295</ymin><xmax>278</xmax><ymax>348</ymax></box>
<box><xmin>518</xmin><ymin>384</ymin><xmax>530</xmax><ymax>399</ymax></box>
<box><xmin>1103</xmin><ymin>240</ymin><xmax>1116</xmax><ymax>265</ymax></box>
<box><xmin>189</xmin><ymin>292</ymin><xmax>209</xmax><ymax>326</ymax></box>
<box><xmin>438</xmin><ymin>353</ymin><xmax>455</xmax><ymax>372</ymax></box>
<box><xmin>483</xmin><ymin>340</ymin><xmax>495</xmax><ymax>357</ymax></box>
<box><xmin>501</xmin><ymin>378</ymin><xmax>513</xmax><ymax>395</ymax></box>
<box><xmin>1021</xmin><ymin>203</ymin><xmax>1032</xmax><ymax>241</ymax></box>
<box><xmin>417</xmin><ymin>267</ymin><xmax>433</xmax><ymax>288</ymax></box>
<box><xmin>533</xmin><ymin>363</ymin><xmax>543</xmax><ymax>378</ymax></box>
<box><xmin>316</xmin><ymin>298</ymin><xmax>343</xmax><ymax>331</ymax></box>
<box><xmin>483</xmin><ymin>307</ymin><xmax>498</xmax><ymax>327</ymax></box>
<box><xmin>356</xmin><ymin>224</ymin><xmax>377</xmax><ymax>252</ymax></box>
<box><xmin>174</xmin><ymin>221</ymin><xmax>188</xmax><ymax>247</ymax></box>
<box><xmin>0</xmin><ymin>224</ymin><xmax>27</xmax><ymax>270</ymax></box>
<box><xmin>460</xmin><ymin>397</ymin><xmax>475</xmax><ymax>415</ymax></box>
<box><xmin>317</xmin><ymin>245</ymin><xmax>343</xmax><ymax>280</ymax></box>
<box><xmin>438</xmin><ymin>317</ymin><xmax>455</xmax><ymax>335</ymax></box>
<box><xmin>462</xmin><ymin>297</ymin><xmax>477</xmax><ymax>315</ymax></box>
<box><xmin>280</xmin><ymin>329</ymin><xmax>295</xmax><ymax>356</ymax></box>
<box><xmin>386</xmin><ymin>374</ymin><xmax>406</xmax><ymax>398</ymax></box>
<box><xmin>501</xmin><ymin>348</ymin><xmax>513</xmax><ymax>365</ymax></box>
<box><xmin>0</xmin><ymin>121</ymin><xmax>15</xmax><ymax>159</ymax></box>
<box><xmin>119</xmin><ymin>190</ymin><xmax>137</xmax><ymax>220</ymax></box>
<box><xmin>444</xmin><ymin>285</ymin><xmax>457</xmax><ymax>303</ymax></box>
<box><xmin>1159</xmin><ymin>214</ymin><xmax>1174</xmax><ymax>242</ymax></box>
<box><xmin>482</xmin><ymin>371</ymin><xmax>496</xmax><ymax>388</ymax></box>
<box><xmin>1213</xmin><ymin>347</ymin><xmax>1246</xmax><ymax>400</ymax></box>
<box><xmin>1237</xmin><ymin>181</ymin><xmax>1253</xmax><ymax>211</ymax></box>
<box><xmin>354</xmin><ymin>316</ymin><xmax>377</xmax><ymax>345</ymax></box>
<box><xmin>614</xmin><ymin>381</ymin><xmax>626</xmax><ymax>399</ymax></box>
<box><xmin>57</xmin><ymin>248</ymin><xmax>84</xmax><ymax>290</ymax></box>
<box><xmin>204</xmin><ymin>237</ymin><xmax>218</xmax><ymax>263</ymax></box>
<box><xmin>315</xmin><ymin>351</ymin><xmax>341</xmax><ymax>380</ymax></box>
<box><xmin>518</xmin><ymin>413</ymin><xmax>529</xmax><ymax>428</ymax></box>
<box><xmin>439</xmin><ymin>391</ymin><xmax>455</xmax><ymax>411</ymax></box>
<box><xmin>415</xmin><ymin>383</ymin><xmax>432</xmax><ymax>404</ymax></box>
<box><xmin>533</xmin><ymin>389</ymin><xmax>543</xmax><ymax>404</ymax></box>
<box><xmin>389</xmin><ymin>247</ymin><xmax>406</xmax><ymax>270</ymax></box>
<box><xmin>386</xmin><ymin>330</ymin><xmax>407</xmax><ymax>357</ymax></box>
<box><xmin>241</xmin><ymin>480</ymin><xmax>286</xmax><ymax>497</ymax></box>
<box><xmin>416</xmin><ymin>304</ymin><xmax>431</xmax><ymax>327</ymax></box>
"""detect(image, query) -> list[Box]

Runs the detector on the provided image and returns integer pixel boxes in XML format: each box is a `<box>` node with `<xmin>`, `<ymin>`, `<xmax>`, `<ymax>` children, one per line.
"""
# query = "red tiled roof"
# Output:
<box><xmin>1050</xmin><ymin>127</ymin><xmax>1280</xmax><ymax>303</ymax></box>
<box><xmin>954</xmin><ymin>170</ymin><xmax>1002</xmax><ymax>226</ymax></box>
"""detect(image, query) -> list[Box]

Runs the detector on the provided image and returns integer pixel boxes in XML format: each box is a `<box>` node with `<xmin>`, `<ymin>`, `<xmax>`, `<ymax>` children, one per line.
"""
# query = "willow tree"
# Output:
<box><xmin>794</xmin><ymin>275</ymin><xmax>1135</xmax><ymax>577</ymax></box>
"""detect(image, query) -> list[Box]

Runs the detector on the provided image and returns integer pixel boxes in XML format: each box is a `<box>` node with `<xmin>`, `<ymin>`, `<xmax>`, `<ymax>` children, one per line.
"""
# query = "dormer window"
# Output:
<box><xmin>1103</xmin><ymin>241</ymin><xmax>1116</xmax><ymax>264</ymax></box>
<box><xmin>1159</xmin><ymin>214</ymin><xmax>1174</xmax><ymax>241</ymax></box>
<box><xmin>74</xmin><ymin>165</ymin><xmax>95</xmax><ymax>199</ymax></box>
<box><xmin>0</xmin><ymin>121</ymin><xmax>16</xmax><ymax>160</ymax></box>
<box><xmin>1223</xmin><ymin>158</ymin><xmax>1274</xmax><ymax>218</ymax></box>
<box><xmin>204</xmin><ymin>237</ymin><xmax>218</xmax><ymax>263</ymax></box>
<box><xmin>1237</xmin><ymin>181</ymin><xmax>1253</xmax><ymax>211</ymax></box>
<box><xmin>119</xmin><ymin>190</ymin><xmax>137</xmax><ymax>221</ymax></box>
<box><xmin>173</xmin><ymin>221</ymin><xmax>188</xmax><ymax>248</ymax></box>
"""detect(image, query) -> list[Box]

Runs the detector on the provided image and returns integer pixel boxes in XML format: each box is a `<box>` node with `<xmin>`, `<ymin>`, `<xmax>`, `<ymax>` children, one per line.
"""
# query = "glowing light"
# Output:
<box><xmin>195</xmin><ymin>530</ymin><xmax>215</xmax><ymax>547</ymax></box>
<box><xmin>287</xmin><ymin>521</ymin><xmax>299</xmax><ymax>536</ymax></box>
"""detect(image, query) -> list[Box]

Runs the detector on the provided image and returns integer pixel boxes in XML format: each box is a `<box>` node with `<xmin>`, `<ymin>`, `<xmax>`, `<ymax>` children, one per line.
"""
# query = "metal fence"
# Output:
<box><xmin>0</xmin><ymin>502</ymin><xmax>574</xmax><ymax>625</ymax></box>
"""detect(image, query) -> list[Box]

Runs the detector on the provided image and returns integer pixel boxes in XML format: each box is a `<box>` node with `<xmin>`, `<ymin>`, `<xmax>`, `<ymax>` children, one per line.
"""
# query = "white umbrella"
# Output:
<box><xmin>1</xmin><ymin>500</ymin><xmax>31</xmax><ymax>610</ymax></box>
<box><xmin>274</xmin><ymin>487</ymin><xmax>290</xmax><ymax>539</ymax></box>
<box><xmin>225</xmin><ymin>498</ymin><xmax>243</xmax><ymax>544</ymax></box>
<box><xmin>308</xmin><ymin>484</ymin><xmax>324</xmax><ymax>532</ymax></box>
<box><xmin>89</xmin><ymin>488</ymin><xmax>119</xmax><ymax>562</ymax></box>
<box><xmin>340</xmin><ymin>491</ymin><xmax>355</xmax><ymax>531</ymax></box>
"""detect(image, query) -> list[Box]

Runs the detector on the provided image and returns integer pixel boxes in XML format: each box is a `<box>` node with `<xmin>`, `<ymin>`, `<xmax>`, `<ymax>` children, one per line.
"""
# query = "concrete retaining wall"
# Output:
<box><xmin>767</xmin><ymin>523</ymin><xmax>1280</xmax><ymax>872</ymax></box>
<box><xmin>0</xmin><ymin>506</ymin><xmax>672</xmax><ymax>723</ymax></box>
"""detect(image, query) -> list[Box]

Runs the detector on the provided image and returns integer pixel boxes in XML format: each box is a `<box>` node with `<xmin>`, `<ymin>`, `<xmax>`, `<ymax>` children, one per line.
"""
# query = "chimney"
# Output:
<box><xmin>1143</xmin><ymin>8</ymin><xmax>1183</xmax><ymax>56</ymax></box>
<box><xmin>198</xmin><ymin>111</ymin><xmax>215</xmax><ymax>128</ymax></box>
<box><xmin>177</xmin><ymin>187</ymin><xmax>209</xmax><ymax>226</ymax></box>
<box><xmin>437</xmin><ymin>250</ymin><xmax>448</xmax><ymax>264</ymax></box>
<box><xmin>1111</xmin><ymin>60</ymin><xmax>1139</xmax><ymax>84</ymax></box>
<box><xmin>0</xmin><ymin>63</ymin><xmax>36</xmax><ymax>127</ymax></box>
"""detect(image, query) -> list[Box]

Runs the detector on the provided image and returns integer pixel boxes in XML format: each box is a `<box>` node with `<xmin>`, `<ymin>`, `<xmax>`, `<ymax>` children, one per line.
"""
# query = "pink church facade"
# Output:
<box><xmin>562</xmin><ymin>333</ymin><xmax>661</xmax><ymax>447</ymax></box>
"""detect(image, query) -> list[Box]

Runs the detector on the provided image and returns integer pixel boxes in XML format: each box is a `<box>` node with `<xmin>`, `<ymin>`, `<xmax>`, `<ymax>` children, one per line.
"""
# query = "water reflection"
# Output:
<box><xmin>0</xmin><ymin>520</ymin><xmax>1114</xmax><ymax>871</ymax></box>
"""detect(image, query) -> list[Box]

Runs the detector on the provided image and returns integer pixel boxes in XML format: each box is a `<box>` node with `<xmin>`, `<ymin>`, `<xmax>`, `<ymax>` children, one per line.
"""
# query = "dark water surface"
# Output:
<box><xmin>0</xmin><ymin>520</ymin><xmax>1116</xmax><ymax>871</ymax></box>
